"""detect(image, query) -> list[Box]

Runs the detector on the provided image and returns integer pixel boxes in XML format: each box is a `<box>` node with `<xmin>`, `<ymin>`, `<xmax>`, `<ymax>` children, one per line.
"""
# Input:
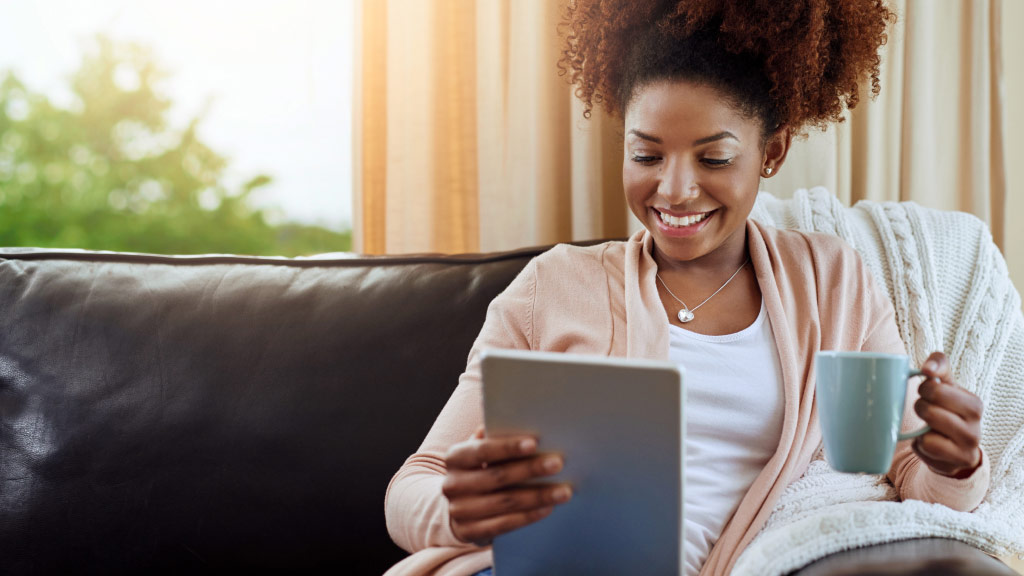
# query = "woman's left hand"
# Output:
<box><xmin>913</xmin><ymin>351</ymin><xmax>984</xmax><ymax>479</ymax></box>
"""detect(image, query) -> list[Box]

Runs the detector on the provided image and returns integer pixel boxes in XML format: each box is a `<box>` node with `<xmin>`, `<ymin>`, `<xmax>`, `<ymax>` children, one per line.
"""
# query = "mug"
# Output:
<box><xmin>815</xmin><ymin>351</ymin><xmax>930</xmax><ymax>474</ymax></box>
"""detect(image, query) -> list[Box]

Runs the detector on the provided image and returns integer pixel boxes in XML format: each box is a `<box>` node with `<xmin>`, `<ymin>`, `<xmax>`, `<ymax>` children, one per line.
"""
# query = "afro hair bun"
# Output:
<box><xmin>558</xmin><ymin>0</ymin><xmax>896</xmax><ymax>134</ymax></box>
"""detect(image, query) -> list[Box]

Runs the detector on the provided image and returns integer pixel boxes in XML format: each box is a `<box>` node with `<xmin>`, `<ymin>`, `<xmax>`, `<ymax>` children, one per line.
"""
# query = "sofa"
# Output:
<box><xmin>1</xmin><ymin>196</ymin><xmax>1020</xmax><ymax>574</ymax></box>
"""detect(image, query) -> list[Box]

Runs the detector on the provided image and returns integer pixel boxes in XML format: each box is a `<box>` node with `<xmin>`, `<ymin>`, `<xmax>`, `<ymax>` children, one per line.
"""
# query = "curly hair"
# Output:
<box><xmin>558</xmin><ymin>0</ymin><xmax>896</xmax><ymax>136</ymax></box>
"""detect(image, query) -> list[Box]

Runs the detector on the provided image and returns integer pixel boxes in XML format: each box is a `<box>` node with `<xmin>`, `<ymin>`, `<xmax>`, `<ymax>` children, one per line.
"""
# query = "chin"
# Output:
<box><xmin>648</xmin><ymin>235</ymin><xmax>709</xmax><ymax>263</ymax></box>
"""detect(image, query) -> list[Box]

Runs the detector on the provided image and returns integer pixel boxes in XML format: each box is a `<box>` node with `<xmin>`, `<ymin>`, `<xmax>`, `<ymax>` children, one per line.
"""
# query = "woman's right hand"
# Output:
<box><xmin>442</xmin><ymin>426</ymin><xmax>573</xmax><ymax>546</ymax></box>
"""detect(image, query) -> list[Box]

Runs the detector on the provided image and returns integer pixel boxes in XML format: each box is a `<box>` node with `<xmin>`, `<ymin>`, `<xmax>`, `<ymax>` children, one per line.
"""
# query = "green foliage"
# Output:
<box><xmin>0</xmin><ymin>36</ymin><xmax>350</xmax><ymax>256</ymax></box>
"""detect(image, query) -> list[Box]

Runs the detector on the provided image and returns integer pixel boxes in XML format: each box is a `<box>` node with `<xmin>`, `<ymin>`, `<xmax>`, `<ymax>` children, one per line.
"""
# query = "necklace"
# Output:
<box><xmin>656</xmin><ymin>258</ymin><xmax>750</xmax><ymax>323</ymax></box>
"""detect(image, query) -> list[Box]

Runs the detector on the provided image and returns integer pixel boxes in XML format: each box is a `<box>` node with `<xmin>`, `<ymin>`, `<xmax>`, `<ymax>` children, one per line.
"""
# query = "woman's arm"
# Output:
<box><xmin>857</xmin><ymin>263</ymin><xmax>991</xmax><ymax>511</ymax></box>
<box><xmin>886</xmin><ymin>350</ymin><xmax>990</xmax><ymax>512</ymax></box>
<box><xmin>384</xmin><ymin>260</ymin><xmax>538</xmax><ymax>552</ymax></box>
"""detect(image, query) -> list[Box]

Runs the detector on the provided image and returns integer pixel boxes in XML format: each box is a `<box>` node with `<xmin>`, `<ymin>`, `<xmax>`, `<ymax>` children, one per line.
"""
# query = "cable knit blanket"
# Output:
<box><xmin>733</xmin><ymin>188</ymin><xmax>1024</xmax><ymax>575</ymax></box>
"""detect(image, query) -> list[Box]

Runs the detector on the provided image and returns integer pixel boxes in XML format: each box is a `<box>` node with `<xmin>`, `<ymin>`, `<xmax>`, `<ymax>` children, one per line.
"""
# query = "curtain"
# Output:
<box><xmin>353</xmin><ymin>0</ymin><xmax>1008</xmax><ymax>257</ymax></box>
<box><xmin>354</xmin><ymin>0</ymin><xmax>624</xmax><ymax>254</ymax></box>
<box><xmin>1008</xmin><ymin>0</ymin><xmax>1024</xmax><ymax>301</ymax></box>
<box><xmin>762</xmin><ymin>0</ymin><xmax>1007</xmax><ymax>252</ymax></box>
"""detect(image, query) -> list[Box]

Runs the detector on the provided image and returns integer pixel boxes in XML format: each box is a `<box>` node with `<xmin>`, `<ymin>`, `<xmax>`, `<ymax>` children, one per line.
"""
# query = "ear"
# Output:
<box><xmin>761</xmin><ymin>125</ymin><xmax>792</xmax><ymax>178</ymax></box>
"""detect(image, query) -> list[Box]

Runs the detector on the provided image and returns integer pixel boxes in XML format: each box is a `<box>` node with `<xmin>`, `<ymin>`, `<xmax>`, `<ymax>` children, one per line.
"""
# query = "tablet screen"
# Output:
<box><xmin>482</xmin><ymin>349</ymin><xmax>685</xmax><ymax>576</ymax></box>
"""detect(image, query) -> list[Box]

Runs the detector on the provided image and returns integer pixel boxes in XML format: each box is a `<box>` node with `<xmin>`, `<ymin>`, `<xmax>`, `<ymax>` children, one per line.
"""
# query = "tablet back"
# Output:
<box><xmin>481</xmin><ymin>349</ymin><xmax>684</xmax><ymax>576</ymax></box>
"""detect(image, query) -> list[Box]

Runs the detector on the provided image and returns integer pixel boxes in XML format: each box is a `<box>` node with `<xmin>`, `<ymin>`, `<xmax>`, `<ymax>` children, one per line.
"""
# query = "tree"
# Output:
<box><xmin>0</xmin><ymin>36</ymin><xmax>350</xmax><ymax>256</ymax></box>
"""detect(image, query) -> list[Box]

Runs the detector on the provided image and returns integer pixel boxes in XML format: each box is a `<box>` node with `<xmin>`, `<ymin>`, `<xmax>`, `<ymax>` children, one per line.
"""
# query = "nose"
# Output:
<box><xmin>658</xmin><ymin>157</ymin><xmax>700</xmax><ymax>204</ymax></box>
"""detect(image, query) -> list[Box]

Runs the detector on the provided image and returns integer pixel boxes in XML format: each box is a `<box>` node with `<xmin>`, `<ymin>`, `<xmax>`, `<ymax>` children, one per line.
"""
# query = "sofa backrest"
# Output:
<box><xmin>0</xmin><ymin>245</ymin><xmax>563</xmax><ymax>574</ymax></box>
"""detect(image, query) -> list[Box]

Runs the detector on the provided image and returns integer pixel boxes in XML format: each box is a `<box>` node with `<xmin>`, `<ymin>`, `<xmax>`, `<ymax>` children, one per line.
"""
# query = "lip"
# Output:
<box><xmin>651</xmin><ymin>208</ymin><xmax>716</xmax><ymax>237</ymax></box>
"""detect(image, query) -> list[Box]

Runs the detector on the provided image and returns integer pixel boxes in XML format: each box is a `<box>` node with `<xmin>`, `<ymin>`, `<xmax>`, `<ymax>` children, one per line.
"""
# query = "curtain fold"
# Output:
<box><xmin>354</xmin><ymin>0</ymin><xmax>1007</xmax><ymax>255</ymax></box>
<box><xmin>355</xmin><ymin>0</ymin><xmax>624</xmax><ymax>254</ymax></box>
<box><xmin>761</xmin><ymin>0</ymin><xmax>1007</xmax><ymax>250</ymax></box>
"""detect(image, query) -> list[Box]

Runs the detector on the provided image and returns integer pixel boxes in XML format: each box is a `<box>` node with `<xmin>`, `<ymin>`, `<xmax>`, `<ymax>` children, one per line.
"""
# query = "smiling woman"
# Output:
<box><xmin>623</xmin><ymin>82</ymin><xmax>773</xmax><ymax>336</ymax></box>
<box><xmin>381</xmin><ymin>2</ymin><xmax>1005</xmax><ymax>575</ymax></box>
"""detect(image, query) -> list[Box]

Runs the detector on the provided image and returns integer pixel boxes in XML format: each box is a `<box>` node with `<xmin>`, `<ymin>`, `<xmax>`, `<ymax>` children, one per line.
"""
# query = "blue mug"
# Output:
<box><xmin>815</xmin><ymin>351</ymin><xmax>930</xmax><ymax>474</ymax></box>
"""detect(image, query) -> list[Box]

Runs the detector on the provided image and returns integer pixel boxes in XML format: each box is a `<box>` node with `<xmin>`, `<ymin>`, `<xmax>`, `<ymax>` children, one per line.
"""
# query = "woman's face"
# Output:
<box><xmin>623</xmin><ymin>80</ymin><xmax>777</xmax><ymax>265</ymax></box>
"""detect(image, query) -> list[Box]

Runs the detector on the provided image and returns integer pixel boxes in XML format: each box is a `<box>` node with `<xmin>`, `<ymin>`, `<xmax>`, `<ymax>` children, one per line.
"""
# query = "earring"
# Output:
<box><xmin>763</xmin><ymin>167</ymin><xmax>773</xmax><ymax>177</ymax></box>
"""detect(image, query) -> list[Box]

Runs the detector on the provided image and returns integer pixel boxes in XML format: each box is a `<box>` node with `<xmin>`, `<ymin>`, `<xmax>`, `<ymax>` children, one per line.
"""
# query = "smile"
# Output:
<box><xmin>658</xmin><ymin>210</ymin><xmax>712</xmax><ymax>228</ymax></box>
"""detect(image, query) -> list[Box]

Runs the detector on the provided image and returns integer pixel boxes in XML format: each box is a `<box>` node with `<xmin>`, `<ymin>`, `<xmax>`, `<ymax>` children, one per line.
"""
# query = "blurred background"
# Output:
<box><xmin>0</xmin><ymin>0</ymin><xmax>354</xmax><ymax>256</ymax></box>
<box><xmin>353</xmin><ymin>0</ymin><xmax>1023</xmax><ymax>297</ymax></box>
<box><xmin>0</xmin><ymin>0</ymin><xmax>1021</xmax><ymax>299</ymax></box>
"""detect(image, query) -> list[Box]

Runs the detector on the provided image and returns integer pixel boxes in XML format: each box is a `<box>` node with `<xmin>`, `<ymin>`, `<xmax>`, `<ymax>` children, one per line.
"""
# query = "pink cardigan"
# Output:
<box><xmin>384</xmin><ymin>220</ymin><xmax>990</xmax><ymax>576</ymax></box>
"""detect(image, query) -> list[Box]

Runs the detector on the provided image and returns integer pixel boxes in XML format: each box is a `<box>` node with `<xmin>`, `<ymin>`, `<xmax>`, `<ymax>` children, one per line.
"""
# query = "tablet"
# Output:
<box><xmin>481</xmin><ymin>348</ymin><xmax>685</xmax><ymax>576</ymax></box>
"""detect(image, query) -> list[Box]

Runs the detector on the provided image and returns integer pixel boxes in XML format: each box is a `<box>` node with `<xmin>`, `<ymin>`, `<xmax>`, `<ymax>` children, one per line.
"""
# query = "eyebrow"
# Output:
<box><xmin>627</xmin><ymin>129</ymin><xmax>662</xmax><ymax>144</ymax></box>
<box><xmin>626</xmin><ymin>129</ymin><xmax>739</xmax><ymax>146</ymax></box>
<box><xmin>693</xmin><ymin>131</ymin><xmax>739</xmax><ymax>146</ymax></box>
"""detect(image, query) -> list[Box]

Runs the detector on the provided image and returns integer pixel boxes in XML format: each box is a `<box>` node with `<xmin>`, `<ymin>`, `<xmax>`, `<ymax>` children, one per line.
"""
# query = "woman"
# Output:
<box><xmin>385</xmin><ymin>1</ymin><xmax>989</xmax><ymax>575</ymax></box>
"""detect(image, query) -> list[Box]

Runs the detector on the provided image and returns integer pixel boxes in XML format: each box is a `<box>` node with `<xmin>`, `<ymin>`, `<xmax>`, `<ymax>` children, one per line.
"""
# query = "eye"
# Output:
<box><xmin>630</xmin><ymin>154</ymin><xmax>659</xmax><ymax>166</ymax></box>
<box><xmin>702</xmin><ymin>158</ymin><xmax>733</xmax><ymax>167</ymax></box>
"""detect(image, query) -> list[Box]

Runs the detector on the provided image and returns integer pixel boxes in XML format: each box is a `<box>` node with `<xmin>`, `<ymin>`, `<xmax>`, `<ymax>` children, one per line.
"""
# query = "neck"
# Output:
<box><xmin>651</xmin><ymin>224</ymin><xmax>749</xmax><ymax>277</ymax></box>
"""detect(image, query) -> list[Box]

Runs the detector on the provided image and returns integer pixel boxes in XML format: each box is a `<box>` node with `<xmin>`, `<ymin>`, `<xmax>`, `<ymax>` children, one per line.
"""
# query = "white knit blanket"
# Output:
<box><xmin>731</xmin><ymin>188</ymin><xmax>1024</xmax><ymax>575</ymax></box>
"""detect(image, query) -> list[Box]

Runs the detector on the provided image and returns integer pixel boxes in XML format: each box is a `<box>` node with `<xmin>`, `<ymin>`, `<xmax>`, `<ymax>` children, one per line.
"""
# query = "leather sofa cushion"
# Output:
<box><xmin>0</xmin><ymin>247</ymin><xmax>545</xmax><ymax>573</ymax></box>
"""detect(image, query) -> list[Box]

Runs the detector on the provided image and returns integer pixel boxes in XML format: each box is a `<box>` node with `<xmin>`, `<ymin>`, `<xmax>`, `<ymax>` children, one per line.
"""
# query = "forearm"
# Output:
<box><xmin>385</xmin><ymin>373</ymin><xmax>486</xmax><ymax>551</ymax></box>
<box><xmin>887</xmin><ymin>396</ymin><xmax>990</xmax><ymax>512</ymax></box>
<box><xmin>385</xmin><ymin>452</ymin><xmax>466</xmax><ymax>552</ymax></box>
<box><xmin>889</xmin><ymin>449</ymin><xmax>989</xmax><ymax>512</ymax></box>
<box><xmin>385</xmin><ymin>261</ymin><xmax>535</xmax><ymax>552</ymax></box>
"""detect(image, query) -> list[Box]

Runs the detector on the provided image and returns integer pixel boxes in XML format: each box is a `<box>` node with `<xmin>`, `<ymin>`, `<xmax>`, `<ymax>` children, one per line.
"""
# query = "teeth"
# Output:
<box><xmin>659</xmin><ymin>211</ymin><xmax>709</xmax><ymax>228</ymax></box>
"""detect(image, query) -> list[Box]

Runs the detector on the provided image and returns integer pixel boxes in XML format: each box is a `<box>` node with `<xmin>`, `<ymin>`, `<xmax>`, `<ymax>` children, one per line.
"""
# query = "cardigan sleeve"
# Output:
<box><xmin>855</xmin><ymin>256</ymin><xmax>992</xmax><ymax>512</ymax></box>
<box><xmin>384</xmin><ymin>259</ymin><xmax>537</xmax><ymax>553</ymax></box>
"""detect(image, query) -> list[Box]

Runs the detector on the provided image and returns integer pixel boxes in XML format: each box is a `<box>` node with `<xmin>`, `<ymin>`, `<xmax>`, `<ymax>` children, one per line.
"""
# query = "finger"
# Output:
<box><xmin>913</xmin><ymin>434</ymin><xmax>960</xmax><ymax>475</ymax></box>
<box><xmin>445</xmin><ymin>434</ymin><xmax>538</xmax><ymax>471</ymax></box>
<box><xmin>917</xmin><ymin>379</ymin><xmax>984</xmax><ymax>422</ymax></box>
<box><xmin>444</xmin><ymin>453</ymin><xmax>563</xmax><ymax>498</ymax></box>
<box><xmin>450</xmin><ymin>484</ymin><xmax>572</xmax><ymax>522</ymax></box>
<box><xmin>453</xmin><ymin>506</ymin><xmax>555</xmax><ymax>546</ymax></box>
<box><xmin>921</xmin><ymin>352</ymin><xmax>951</xmax><ymax>381</ymax></box>
<box><xmin>913</xmin><ymin>398</ymin><xmax>980</xmax><ymax>449</ymax></box>
<box><xmin>914</xmin><ymin>432</ymin><xmax>980</xmax><ymax>472</ymax></box>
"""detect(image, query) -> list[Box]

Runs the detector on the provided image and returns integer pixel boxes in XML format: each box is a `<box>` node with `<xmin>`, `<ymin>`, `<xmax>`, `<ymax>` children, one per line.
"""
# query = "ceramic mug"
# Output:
<box><xmin>815</xmin><ymin>351</ymin><xmax>930</xmax><ymax>474</ymax></box>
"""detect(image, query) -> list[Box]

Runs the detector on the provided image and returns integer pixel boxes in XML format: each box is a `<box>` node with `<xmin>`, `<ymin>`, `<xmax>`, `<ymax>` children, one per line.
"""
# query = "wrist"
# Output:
<box><xmin>948</xmin><ymin>465</ymin><xmax>978</xmax><ymax>480</ymax></box>
<box><xmin>937</xmin><ymin>450</ymin><xmax>983</xmax><ymax>480</ymax></box>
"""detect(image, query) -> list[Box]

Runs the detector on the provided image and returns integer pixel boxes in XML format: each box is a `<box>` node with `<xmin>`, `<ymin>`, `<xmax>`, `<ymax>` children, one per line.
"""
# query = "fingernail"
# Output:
<box><xmin>924</xmin><ymin>361</ymin><xmax>937</xmax><ymax>372</ymax></box>
<box><xmin>552</xmin><ymin>486</ymin><xmax>572</xmax><ymax>503</ymax></box>
<box><xmin>519</xmin><ymin>438</ymin><xmax>536</xmax><ymax>453</ymax></box>
<box><xmin>543</xmin><ymin>456</ymin><xmax>562</xmax><ymax>473</ymax></box>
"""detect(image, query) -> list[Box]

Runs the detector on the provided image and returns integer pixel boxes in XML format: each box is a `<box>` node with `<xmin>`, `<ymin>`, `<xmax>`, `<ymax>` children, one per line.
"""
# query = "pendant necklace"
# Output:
<box><xmin>656</xmin><ymin>258</ymin><xmax>750</xmax><ymax>323</ymax></box>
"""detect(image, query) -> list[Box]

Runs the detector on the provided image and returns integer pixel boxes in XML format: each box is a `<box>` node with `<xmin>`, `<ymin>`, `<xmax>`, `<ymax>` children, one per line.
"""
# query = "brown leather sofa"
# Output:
<box><xmin>0</xmin><ymin>246</ymin><xmax>1015</xmax><ymax>575</ymax></box>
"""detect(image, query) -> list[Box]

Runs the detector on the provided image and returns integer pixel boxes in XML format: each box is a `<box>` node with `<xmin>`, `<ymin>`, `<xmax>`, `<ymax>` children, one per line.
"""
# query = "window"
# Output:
<box><xmin>0</xmin><ymin>0</ymin><xmax>354</xmax><ymax>255</ymax></box>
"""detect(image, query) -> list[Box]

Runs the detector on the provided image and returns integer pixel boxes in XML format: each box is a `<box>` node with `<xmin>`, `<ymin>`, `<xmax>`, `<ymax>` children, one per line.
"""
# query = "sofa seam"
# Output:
<box><xmin>0</xmin><ymin>240</ymin><xmax>622</xmax><ymax>268</ymax></box>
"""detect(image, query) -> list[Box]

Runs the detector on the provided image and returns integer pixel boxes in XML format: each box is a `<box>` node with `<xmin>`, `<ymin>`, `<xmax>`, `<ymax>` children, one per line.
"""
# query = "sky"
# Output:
<box><xmin>0</xmin><ymin>0</ymin><xmax>354</xmax><ymax>231</ymax></box>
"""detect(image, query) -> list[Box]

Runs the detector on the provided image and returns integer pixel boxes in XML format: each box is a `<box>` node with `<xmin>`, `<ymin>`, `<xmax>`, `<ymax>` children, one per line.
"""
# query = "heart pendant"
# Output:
<box><xmin>677</xmin><ymin>308</ymin><xmax>695</xmax><ymax>323</ymax></box>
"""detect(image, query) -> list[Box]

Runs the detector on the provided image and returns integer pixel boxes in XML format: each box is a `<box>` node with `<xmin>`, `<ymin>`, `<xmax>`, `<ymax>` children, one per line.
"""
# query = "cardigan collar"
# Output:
<box><xmin>624</xmin><ymin>220</ymin><xmax>787</xmax><ymax>361</ymax></box>
<box><xmin>623</xmin><ymin>219</ymin><xmax>810</xmax><ymax>575</ymax></box>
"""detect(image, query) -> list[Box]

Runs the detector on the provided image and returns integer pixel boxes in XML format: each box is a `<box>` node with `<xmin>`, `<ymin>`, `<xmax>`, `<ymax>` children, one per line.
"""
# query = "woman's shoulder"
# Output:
<box><xmin>752</xmin><ymin>222</ymin><xmax>877</xmax><ymax>297</ymax></box>
<box><xmin>524</xmin><ymin>240</ymin><xmax>628</xmax><ymax>315</ymax></box>
<box><xmin>531</xmin><ymin>239</ymin><xmax>627</xmax><ymax>276</ymax></box>
<box><xmin>498</xmin><ymin>240</ymin><xmax>624</xmax><ymax>304</ymax></box>
<box><xmin>754</xmin><ymin>222</ymin><xmax>863</xmax><ymax>265</ymax></box>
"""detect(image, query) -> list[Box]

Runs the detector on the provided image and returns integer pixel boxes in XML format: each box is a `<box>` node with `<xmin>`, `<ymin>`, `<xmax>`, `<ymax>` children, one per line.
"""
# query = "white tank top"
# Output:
<box><xmin>668</xmin><ymin>301</ymin><xmax>785</xmax><ymax>576</ymax></box>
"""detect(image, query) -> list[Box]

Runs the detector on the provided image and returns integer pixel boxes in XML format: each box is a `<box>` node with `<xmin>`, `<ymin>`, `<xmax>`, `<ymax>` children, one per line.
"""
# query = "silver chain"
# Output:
<box><xmin>656</xmin><ymin>258</ymin><xmax>750</xmax><ymax>314</ymax></box>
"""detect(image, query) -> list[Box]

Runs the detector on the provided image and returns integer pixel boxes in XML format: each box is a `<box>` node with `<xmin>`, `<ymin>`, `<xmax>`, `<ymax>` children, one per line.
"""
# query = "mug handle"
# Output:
<box><xmin>897</xmin><ymin>369</ymin><xmax>931</xmax><ymax>441</ymax></box>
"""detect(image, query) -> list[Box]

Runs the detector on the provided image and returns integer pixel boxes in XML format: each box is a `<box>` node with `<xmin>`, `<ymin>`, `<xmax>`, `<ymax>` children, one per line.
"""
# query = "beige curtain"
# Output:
<box><xmin>1003</xmin><ymin>0</ymin><xmax>1024</xmax><ymax>304</ymax></box>
<box><xmin>353</xmin><ymin>0</ymin><xmax>624</xmax><ymax>254</ymax></box>
<box><xmin>354</xmin><ymin>0</ymin><xmax>1009</xmax><ymax>258</ymax></box>
<box><xmin>763</xmin><ymin>0</ymin><xmax>1008</xmax><ymax>252</ymax></box>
